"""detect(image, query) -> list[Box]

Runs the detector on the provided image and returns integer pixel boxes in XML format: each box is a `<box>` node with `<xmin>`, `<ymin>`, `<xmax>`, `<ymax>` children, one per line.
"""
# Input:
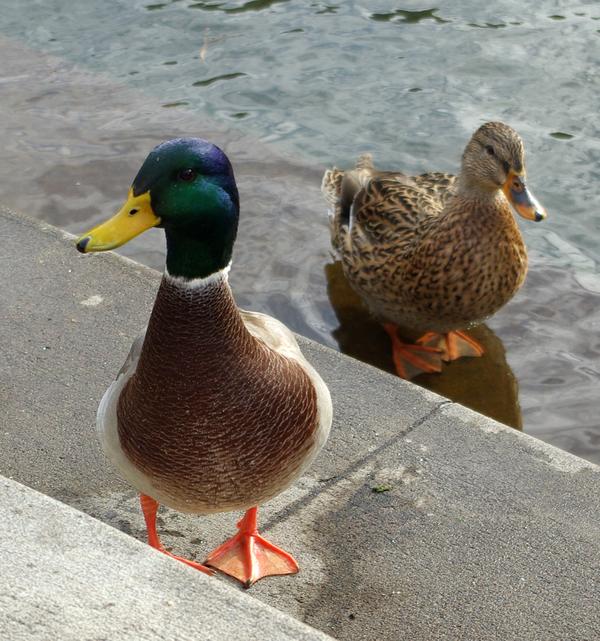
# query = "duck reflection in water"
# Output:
<box><xmin>325</xmin><ymin>261</ymin><xmax>522</xmax><ymax>431</ymax></box>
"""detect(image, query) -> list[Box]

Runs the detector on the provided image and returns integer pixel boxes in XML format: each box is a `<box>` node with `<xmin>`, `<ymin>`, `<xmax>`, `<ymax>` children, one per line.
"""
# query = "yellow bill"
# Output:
<box><xmin>502</xmin><ymin>171</ymin><xmax>547</xmax><ymax>222</ymax></box>
<box><xmin>76</xmin><ymin>190</ymin><xmax>161</xmax><ymax>253</ymax></box>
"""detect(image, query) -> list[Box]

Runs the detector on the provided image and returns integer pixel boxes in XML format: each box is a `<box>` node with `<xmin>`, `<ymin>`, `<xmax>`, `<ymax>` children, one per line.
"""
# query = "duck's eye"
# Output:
<box><xmin>178</xmin><ymin>168</ymin><xmax>197</xmax><ymax>182</ymax></box>
<box><xmin>485</xmin><ymin>145</ymin><xmax>495</xmax><ymax>156</ymax></box>
<box><xmin>128</xmin><ymin>208</ymin><xmax>139</xmax><ymax>217</ymax></box>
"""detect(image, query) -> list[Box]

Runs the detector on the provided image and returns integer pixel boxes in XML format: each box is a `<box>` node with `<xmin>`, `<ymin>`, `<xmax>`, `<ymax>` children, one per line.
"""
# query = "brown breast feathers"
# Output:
<box><xmin>117</xmin><ymin>275</ymin><xmax>318</xmax><ymax>513</ymax></box>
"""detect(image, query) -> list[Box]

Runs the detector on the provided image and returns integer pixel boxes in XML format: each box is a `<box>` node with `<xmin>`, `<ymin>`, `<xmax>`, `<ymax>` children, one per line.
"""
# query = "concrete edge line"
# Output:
<box><xmin>0</xmin><ymin>474</ymin><xmax>335</xmax><ymax>641</ymax></box>
<box><xmin>441</xmin><ymin>401</ymin><xmax>599</xmax><ymax>473</ymax></box>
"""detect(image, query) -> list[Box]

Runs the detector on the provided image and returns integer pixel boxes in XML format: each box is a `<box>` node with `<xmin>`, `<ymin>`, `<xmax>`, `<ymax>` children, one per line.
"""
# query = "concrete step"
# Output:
<box><xmin>1</xmin><ymin>207</ymin><xmax>599</xmax><ymax>640</ymax></box>
<box><xmin>0</xmin><ymin>474</ymin><xmax>333</xmax><ymax>641</ymax></box>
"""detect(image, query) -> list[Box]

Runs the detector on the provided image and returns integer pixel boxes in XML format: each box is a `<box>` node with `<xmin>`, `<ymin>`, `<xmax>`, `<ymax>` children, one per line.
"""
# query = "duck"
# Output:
<box><xmin>76</xmin><ymin>138</ymin><xmax>332</xmax><ymax>587</ymax></box>
<box><xmin>321</xmin><ymin>121</ymin><xmax>547</xmax><ymax>379</ymax></box>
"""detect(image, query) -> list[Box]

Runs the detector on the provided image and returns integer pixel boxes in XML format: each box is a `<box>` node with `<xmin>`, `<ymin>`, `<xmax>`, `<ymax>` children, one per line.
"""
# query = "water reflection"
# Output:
<box><xmin>193</xmin><ymin>72</ymin><xmax>247</xmax><ymax>87</ymax></box>
<box><xmin>369</xmin><ymin>8</ymin><xmax>450</xmax><ymax>24</ymax></box>
<box><xmin>188</xmin><ymin>0</ymin><xmax>290</xmax><ymax>14</ymax></box>
<box><xmin>325</xmin><ymin>261</ymin><xmax>523</xmax><ymax>430</ymax></box>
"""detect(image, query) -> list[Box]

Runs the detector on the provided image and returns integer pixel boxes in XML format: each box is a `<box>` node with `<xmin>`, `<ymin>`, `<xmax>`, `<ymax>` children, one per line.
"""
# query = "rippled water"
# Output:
<box><xmin>1</xmin><ymin>0</ymin><xmax>600</xmax><ymax>463</ymax></box>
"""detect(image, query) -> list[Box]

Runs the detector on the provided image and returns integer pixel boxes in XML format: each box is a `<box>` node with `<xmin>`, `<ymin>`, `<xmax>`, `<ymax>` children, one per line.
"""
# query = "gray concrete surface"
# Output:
<box><xmin>0</xmin><ymin>475</ymin><xmax>333</xmax><ymax>641</ymax></box>
<box><xmin>2</xmin><ymin>207</ymin><xmax>599</xmax><ymax>641</ymax></box>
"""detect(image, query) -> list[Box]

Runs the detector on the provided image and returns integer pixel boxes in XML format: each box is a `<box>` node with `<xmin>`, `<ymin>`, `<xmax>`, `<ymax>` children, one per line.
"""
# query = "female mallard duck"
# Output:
<box><xmin>321</xmin><ymin>121</ymin><xmax>547</xmax><ymax>379</ymax></box>
<box><xmin>76</xmin><ymin>138</ymin><xmax>332</xmax><ymax>587</ymax></box>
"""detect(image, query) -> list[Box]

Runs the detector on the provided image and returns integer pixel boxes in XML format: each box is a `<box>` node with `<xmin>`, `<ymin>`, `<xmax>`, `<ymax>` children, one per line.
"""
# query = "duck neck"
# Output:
<box><xmin>165</xmin><ymin>226</ymin><xmax>235</xmax><ymax>281</ymax></box>
<box><xmin>453</xmin><ymin>175</ymin><xmax>515</xmax><ymax>227</ymax></box>
<box><xmin>456</xmin><ymin>173</ymin><xmax>498</xmax><ymax>203</ymax></box>
<box><xmin>136</xmin><ymin>266</ymin><xmax>254</xmax><ymax>383</ymax></box>
<box><xmin>161</xmin><ymin>264</ymin><xmax>244</xmax><ymax>344</ymax></box>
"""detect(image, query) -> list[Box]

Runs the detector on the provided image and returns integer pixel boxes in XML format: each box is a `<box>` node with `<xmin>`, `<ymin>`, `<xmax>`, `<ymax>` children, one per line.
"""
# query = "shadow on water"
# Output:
<box><xmin>325</xmin><ymin>261</ymin><xmax>523</xmax><ymax>431</ymax></box>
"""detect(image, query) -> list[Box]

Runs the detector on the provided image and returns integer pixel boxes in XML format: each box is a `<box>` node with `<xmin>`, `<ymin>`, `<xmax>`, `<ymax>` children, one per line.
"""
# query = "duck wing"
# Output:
<box><xmin>324</xmin><ymin>156</ymin><xmax>456</xmax><ymax>261</ymax></box>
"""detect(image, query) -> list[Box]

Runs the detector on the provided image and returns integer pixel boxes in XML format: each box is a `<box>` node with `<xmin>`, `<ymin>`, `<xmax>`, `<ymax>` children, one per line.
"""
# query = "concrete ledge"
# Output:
<box><xmin>0</xmin><ymin>475</ymin><xmax>333</xmax><ymax>641</ymax></box>
<box><xmin>1</xmin><ymin>207</ymin><xmax>599</xmax><ymax>640</ymax></box>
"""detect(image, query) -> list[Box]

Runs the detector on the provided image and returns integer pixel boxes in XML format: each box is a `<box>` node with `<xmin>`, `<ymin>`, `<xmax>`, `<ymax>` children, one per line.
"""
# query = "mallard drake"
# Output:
<box><xmin>76</xmin><ymin>138</ymin><xmax>332</xmax><ymax>587</ymax></box>
<box><xmin>321</xmin><ymin>121</ymin><xmax>547</xmax><ymax>379</ymax></box>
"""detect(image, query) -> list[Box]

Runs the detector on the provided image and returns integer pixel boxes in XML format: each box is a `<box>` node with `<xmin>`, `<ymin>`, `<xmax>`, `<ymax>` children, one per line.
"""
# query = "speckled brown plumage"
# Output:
<box><xmin>321</xmin><ymin>122</ymin><xmax>532</xmax><ymax>334</ymax></box>
<box><xmin>116</xmin><ymin>276</ymin><xmax>318</xmax><ymax>513</ymax></box>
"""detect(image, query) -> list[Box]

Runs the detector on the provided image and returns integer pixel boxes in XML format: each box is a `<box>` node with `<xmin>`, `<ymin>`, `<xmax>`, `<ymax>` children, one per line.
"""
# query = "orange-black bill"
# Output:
<box><xmin>75</xmin><ymin>189</ymin><xmax>160</xmax><ymax>253</ymax></box>
<box><xmin>502</xmin><ymin>171</ymin><xmax>547</xmax><ymax>222</ymax></box>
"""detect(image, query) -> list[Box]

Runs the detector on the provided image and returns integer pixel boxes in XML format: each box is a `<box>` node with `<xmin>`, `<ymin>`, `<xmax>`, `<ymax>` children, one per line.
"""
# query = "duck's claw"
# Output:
<box><xmin>383</xmin><ymin>324</ymin><xmax>443</xmax><ymax>379</ymax></box>
<box><xmin>205</xmin><ymin>507</ymin><xmax>298</xmax><ymax>588</ymax></box>
<box><xmin>417</xmin><ymin>330</ymin><xmax>484</xmax><ymax>362</ymax></box>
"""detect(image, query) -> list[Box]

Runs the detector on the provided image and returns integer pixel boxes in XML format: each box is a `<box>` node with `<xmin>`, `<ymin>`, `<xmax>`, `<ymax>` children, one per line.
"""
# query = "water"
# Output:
<box><xmin>1</xmin><ymin>0</ymin><xmax>600</xmax><ymax>463</ymax></box>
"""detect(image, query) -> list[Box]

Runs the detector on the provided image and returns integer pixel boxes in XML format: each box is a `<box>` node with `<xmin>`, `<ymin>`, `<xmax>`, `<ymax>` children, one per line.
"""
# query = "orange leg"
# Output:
<box><xmin>383</xmin><ymin>323</ymin><xmax>443</xmax><ymax>379</ymax></box>
<box><xmin>204</xmin><ymin>507</ymin><xmax>298</xmax><ymax>588</ymax></box>
<box><xmin>417</xmin><ymin>330</ymin><xmax>484</xmax><ymax>362</ymax></box>
<box><xmin>139</xmin><ymin>494</ymin><xmax>214</xmax><ymax>576</ymax></box>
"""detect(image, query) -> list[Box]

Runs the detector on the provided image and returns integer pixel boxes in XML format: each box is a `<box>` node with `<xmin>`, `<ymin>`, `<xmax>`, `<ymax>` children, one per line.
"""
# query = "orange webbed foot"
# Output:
<box><xmin>417</xmin><ymin>330</ymin><xmax>484</xmax><ymax>362</ymax></box>
<box><xmin>139</xmin><ymin>494</ymin><xmax>214</xmax><ymax>576</ymax></box>
<box><xmin>383</xmin><ymin>324</ymin><xmax>443</xmax><ymax>379</ymax></box>
<box><xmin>205</xmin><ymin>507</ymin><xmax>298</xmax><ymax>588</ymax></box>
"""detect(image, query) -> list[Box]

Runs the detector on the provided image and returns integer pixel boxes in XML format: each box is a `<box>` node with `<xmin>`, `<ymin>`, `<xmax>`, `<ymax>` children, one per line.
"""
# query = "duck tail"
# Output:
<box><xmin>321</xmin><ymin>167</ymin><xmax>347</xmax><ymax>253</ymax></box>
<box><xmin>322</xmin><ymin>153</ymin><xmax>375</xmax><ymax>253</ymax></box>
<box><xmin>321</xmin><ymin>167</ymin><xmax>345</xmax><ymax>209</ymax></box>
<box><xmin>321</xmin><ymin>153</ymin><xmax>374</xmax><ymax>210</ymax></box>
<box><xmin>354</xmin><ymin>153</ymin><xmax>374</xmax><ymax>171</ymax></box>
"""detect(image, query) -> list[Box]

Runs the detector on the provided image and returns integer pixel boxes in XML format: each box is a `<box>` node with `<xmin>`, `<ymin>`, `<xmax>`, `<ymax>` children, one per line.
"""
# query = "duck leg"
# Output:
<box><xmin>417</xmin><ymin>330</ymin><xmax>484</xmax><ymax>362</ymax></box>
<box><xmin>204</xmin><ymin>507</ymin><xmax>299</xmax><ymax>588</ymax></box>
<box><xmin>139</xmin><ymin>494</ymin><xmax>215</xmax><ymax>576</ymax></box>
<box><xmin>383</xmin><ymin>323</ymin><xmax>443</xmax><ymax>379</ymax></box>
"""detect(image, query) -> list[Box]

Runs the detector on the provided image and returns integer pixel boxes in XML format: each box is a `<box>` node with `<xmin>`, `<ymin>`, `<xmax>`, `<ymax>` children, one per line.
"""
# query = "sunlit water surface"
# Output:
<box><xmin>1</xmin><ymin>0</ymin><xmax>600</xmax><ymax>463</ymax></box>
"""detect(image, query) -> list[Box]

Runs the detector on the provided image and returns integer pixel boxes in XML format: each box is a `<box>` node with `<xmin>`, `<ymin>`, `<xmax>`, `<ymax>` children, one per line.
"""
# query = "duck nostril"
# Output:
<box><xmin>129</xmin><ymin>208</ymin><xmax>139</xmax><ymax>216</ymax></box>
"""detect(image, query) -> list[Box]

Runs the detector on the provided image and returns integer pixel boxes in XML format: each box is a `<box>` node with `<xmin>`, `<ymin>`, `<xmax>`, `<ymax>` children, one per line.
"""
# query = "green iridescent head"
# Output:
<box><xmin>76</xmin><ymin>138</ymin><xmax>240</xmax><ymax>279</ymax></box>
